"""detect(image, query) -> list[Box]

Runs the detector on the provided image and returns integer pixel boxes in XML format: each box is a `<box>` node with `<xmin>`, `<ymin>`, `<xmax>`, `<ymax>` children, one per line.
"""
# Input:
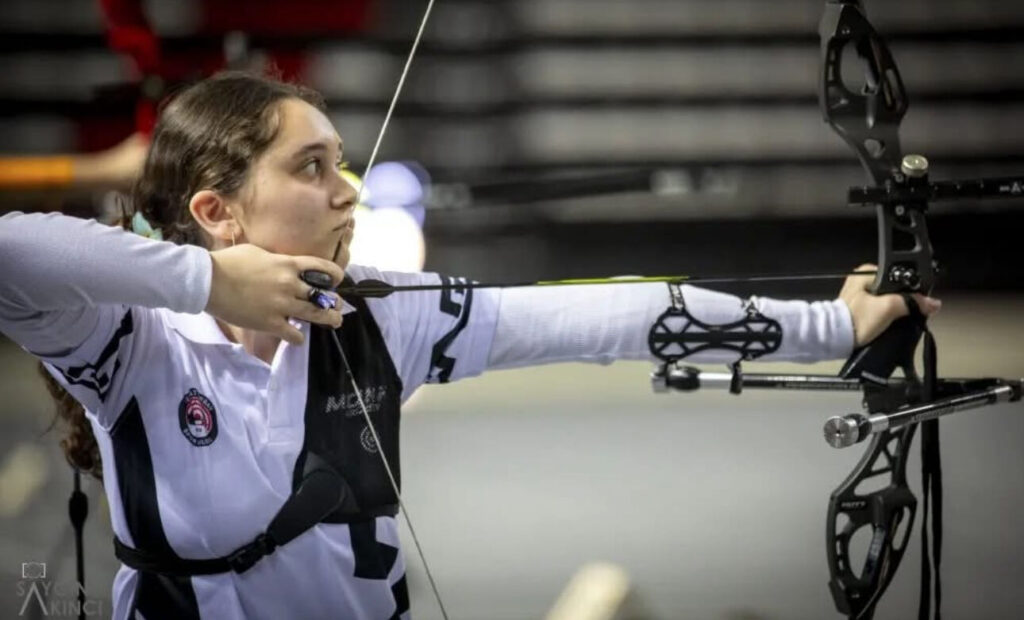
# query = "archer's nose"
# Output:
<box><xmin>332</xmin><ymin>173</ymin><xmax>358</xmax><ymax>211</ymax></box>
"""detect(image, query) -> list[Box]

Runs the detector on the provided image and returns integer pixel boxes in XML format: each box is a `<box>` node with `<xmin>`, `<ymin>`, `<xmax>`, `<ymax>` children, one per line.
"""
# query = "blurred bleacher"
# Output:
<box><xmin>1</xmin><ymin>0</ymin><xmax>1022</xmax><ymax>290</ymax></box>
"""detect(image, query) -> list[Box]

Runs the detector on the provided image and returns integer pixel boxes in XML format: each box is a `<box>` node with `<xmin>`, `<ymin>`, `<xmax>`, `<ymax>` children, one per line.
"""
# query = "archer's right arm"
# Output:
<box><xmin>0</xmin><ymin>211</ymin><xmax>212</xmax><ymax>417</ymax></box>
<box><xmin>0</xmin><ymin>211</ymin><xmax>344</xmax><ymax>419</ymax></box>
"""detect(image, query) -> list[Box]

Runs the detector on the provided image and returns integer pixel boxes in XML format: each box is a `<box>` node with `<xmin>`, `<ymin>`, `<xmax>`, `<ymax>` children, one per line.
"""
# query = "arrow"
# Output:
<box><xmin>334</xmin><ymin>270</ymin><xmax>879</xmax><ymax>298</ymax></box>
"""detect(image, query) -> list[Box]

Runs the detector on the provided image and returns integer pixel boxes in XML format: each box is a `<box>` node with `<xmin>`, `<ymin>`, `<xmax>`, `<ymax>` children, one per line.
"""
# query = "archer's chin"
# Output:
<box><xmin>332</xmin><ymin>241</ymin><xmax>351</xmax><ymax>269</ymax></box>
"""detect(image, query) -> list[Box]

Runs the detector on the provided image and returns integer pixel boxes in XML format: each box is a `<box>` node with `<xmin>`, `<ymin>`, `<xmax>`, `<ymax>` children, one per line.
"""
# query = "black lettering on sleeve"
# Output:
<box><xmin>427</xmin><ymin>276</ymin><xmax>473</xmax><ymax>384</ymax></box>
<box><xmin>54</xmin><ymin>309</ymin><xmax>134</xmax><ymax>402</ymax></box>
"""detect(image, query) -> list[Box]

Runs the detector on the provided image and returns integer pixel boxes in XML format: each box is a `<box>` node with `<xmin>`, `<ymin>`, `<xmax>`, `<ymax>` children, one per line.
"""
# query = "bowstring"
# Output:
<box><xmin>355</xmin><ymin>0</ymin><xmax>437</xmax><ymax>206</ymax></box>
<box><xmin>333</xmin><ymin>334</ymin><xmax>448</xmax><ymax>620</ymax></box>
<box><xmin>343</xmin><ymin>1</ymin><xmax>449</xmax><ymax>618</ymax></box>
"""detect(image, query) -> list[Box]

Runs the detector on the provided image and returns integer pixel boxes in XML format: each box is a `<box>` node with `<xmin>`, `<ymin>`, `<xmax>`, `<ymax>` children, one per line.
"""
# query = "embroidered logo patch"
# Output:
<box><xmin>325</xmin><ymin>385</ymin><xmax>388</xmax><ymax>418</ymax></box>
<box><xmin>359</xmin><ymin>426</ymin><xmax>378</xmax><ymax>454</ymax></box>
<box><xmin>178</xmin><ymin>388</ymin><xmax>218</xmax><ymax>447</ymax></box>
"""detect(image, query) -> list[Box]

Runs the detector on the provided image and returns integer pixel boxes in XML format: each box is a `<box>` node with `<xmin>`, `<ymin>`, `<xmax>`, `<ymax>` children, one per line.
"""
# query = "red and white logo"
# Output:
<box><xmin>178</xmin><ymin>388</ymin><xmax>218</xmax><ymax>447</ymax></box>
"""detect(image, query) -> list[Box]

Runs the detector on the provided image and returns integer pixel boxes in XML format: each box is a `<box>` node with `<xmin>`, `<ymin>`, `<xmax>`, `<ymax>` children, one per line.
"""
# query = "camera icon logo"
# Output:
<box><xmin>22</xmin><ymin>562</ymin><xmax>46</xmax><ymax>579</ymax></box>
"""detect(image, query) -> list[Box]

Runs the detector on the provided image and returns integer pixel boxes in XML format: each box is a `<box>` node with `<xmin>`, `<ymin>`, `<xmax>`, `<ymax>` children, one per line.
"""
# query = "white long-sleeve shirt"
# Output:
<box><xmin>0</xmin><ymin>211</ymin><xmax>852</xmax><ymax>620</ymax></box>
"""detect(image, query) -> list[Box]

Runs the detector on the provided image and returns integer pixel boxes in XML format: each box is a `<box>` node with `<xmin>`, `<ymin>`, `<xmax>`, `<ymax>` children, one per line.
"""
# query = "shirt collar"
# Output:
<box><xmin>163</xmin><ymin>300</ymin><xmax>358</xmax><ymax>345</ymax></box>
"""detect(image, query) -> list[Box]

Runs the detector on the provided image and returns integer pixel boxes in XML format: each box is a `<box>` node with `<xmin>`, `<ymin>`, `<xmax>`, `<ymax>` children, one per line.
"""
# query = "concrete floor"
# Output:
<box><xmin>1</xmin><ymin>293</ymin><xmax>1022</xmax><ymax>619</ymax></box>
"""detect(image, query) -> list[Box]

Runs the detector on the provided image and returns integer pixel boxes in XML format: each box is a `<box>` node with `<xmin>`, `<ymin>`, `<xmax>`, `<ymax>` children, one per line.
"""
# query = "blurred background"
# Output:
<box><xmin>1</xmin><ymin>0</ymin><xmax>1022</xmax><ymax>618</ymax></box>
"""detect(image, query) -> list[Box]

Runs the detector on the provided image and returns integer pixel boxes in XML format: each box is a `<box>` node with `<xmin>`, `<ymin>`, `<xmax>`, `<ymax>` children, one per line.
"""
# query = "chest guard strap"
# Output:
<box><xmin>114</xmin><ymin>452</ymin><xmax>396</xmax><ymax>576</ymax></box>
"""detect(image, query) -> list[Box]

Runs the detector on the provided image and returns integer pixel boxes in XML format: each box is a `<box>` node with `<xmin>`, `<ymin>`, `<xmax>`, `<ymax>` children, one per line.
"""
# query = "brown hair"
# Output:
<box><xmin>43</xmin><ymin>71</ymin><xmax>326</xmax><ymax>478</ymax></box>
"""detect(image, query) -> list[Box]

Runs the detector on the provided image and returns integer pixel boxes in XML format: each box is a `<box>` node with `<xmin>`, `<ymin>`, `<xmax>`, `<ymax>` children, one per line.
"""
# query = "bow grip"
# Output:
<box><xmin>840</xmin><ymin>314</ymin><xmax>924</xmax><ymax>386</ymax></box>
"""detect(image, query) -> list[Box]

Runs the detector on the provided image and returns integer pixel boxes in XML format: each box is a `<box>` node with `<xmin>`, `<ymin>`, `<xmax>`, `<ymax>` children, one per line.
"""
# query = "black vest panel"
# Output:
<box><xmin>295</xmin><ymin>284</ymin><xmax>404</xmax><ymax>520</ymax></box>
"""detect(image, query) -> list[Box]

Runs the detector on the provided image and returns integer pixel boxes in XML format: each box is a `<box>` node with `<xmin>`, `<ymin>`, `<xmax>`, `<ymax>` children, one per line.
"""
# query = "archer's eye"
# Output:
<box><xmin>301</xmin><ymin>159</ymin><xmax>322</xmax><ymax>178</ymax></box>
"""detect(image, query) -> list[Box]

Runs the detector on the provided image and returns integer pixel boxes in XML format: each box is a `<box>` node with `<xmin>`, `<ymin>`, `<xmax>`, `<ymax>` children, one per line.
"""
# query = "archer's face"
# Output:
<box><xmin>235</xmin><ymin>98</ymin><xmax>357</xmax><ymax>266</ymax></box>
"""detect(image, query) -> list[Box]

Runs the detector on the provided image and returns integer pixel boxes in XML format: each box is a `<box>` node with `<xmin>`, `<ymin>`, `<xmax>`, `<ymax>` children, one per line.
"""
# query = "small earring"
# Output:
<box><xmin>230</xmin><ymin>229</ymin><xmax>236</xmax><ymax>247</ymax></box>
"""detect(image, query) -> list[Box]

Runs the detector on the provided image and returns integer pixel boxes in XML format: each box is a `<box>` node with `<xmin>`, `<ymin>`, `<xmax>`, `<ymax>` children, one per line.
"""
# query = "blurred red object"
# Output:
<box><xmin>86</xmin><ymin>0</ymin><xmax>373</xmax><ymax>150</ymax></box>
<box><xmin>201</xmin><ymin>0</ymin><xmax>371</xmax><ymax>35</ymax></box>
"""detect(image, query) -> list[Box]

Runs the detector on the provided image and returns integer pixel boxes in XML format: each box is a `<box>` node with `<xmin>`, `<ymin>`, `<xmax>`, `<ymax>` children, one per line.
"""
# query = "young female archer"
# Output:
<box><xmin>0</xmin><ymin>71</ymin><xmax>939</xmax><ymax>620</ymax></box>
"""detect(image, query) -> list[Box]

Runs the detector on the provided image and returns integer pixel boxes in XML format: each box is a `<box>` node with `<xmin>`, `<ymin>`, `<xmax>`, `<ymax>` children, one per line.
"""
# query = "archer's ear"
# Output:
<box><xmin>188</xmin><ymin>190</ymin><xmax>239</xmax><ymax>245</ymax></box>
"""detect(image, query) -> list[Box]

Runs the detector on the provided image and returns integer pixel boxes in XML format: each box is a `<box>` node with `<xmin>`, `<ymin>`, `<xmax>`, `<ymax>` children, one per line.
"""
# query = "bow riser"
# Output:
<box><xmin>819</xmin><ymin>2</ymin><xmax>933</xmax><ymax>617</ymax></box>
<box><xmin>872</xmin><ymin>201</ymin><xmax>935</xmax><ymax>295</ymax></box>
<box><xmin>819</xmin><ymin>2</ymin><xmax>936</xmax><ymax>297</ymax></box>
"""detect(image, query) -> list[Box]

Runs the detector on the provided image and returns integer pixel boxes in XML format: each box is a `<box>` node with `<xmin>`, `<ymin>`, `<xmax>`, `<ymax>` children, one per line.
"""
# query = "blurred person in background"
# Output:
<box><xmin>0</xmin><ymin>71</ymin><xmax>938</xmax><ymax>620</ymax></box>
<box><xmin>0</xmin><ymin>133</ymin><xmax>147</xmax><ymax>194</ymax></box>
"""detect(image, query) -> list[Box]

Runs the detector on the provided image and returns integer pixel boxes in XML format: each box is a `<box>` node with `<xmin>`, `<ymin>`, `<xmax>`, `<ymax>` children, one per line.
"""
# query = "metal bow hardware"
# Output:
<box><xmin>337</xmin><ymin>1</ymin><xmax>1023</xmax><ymax>619</ymax></box>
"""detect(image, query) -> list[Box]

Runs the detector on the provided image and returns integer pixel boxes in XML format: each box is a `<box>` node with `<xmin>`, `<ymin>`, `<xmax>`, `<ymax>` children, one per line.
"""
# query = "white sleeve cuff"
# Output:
<box><xmin>753</xmin><ymin>296</ymin><xmax>855</xmax><ymax>362</ymax></box>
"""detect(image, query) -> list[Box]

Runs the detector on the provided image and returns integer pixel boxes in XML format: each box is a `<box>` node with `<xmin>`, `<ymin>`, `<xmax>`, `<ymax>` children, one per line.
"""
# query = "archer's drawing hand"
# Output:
<box><xmin>840</xmin><ymin>263</ymin><xmax>942</xmax><ymax>347</ymax></box>
<box><xmin>206</xmin><ymin>244</ymin><xmax>345</xmax><ymax>345</ymax></box>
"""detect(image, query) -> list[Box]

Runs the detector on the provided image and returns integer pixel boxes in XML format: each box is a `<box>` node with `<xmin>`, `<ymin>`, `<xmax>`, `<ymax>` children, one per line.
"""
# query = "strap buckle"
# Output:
<box><xmin>227</xmin><ymin>533</ymin><xmax>276</xmax><ymax>574</ymax></box>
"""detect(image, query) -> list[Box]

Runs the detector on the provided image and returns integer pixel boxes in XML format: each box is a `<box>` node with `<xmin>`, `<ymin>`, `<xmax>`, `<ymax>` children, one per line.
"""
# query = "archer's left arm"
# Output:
<box><xmin>486</xmin><ymin>283</ymin><xmax>855</xmax><ymax>370</ymax></box>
